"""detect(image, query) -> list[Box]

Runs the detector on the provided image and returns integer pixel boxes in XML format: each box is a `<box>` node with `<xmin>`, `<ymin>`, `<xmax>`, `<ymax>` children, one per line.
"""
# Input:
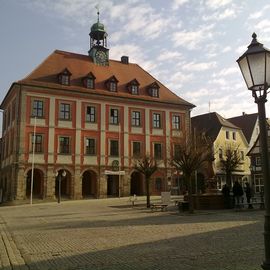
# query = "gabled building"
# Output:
<box><xmin>247</xmin><ymin>126</ymin><xmax>270</xmax><ymax>194</ymax></box>
<box><xmin>228</xmin><ymin>112</ymin><xmax>259</xmax><ymax>151</ymax></box>
<box><xmin>0</xmin><ymin>14</ymin><xmax>194</xmax><ymax>202</ymax></box>
<box><xmin>191</xmin><ymin>112</ymin><xmax>250</xmax><ymax>189</ymax></box>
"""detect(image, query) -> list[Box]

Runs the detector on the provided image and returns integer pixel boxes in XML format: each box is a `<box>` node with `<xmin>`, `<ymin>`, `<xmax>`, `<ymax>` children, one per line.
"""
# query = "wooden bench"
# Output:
<box><xmin>150</xmin><ymin>203</ymin><xmax>168</xmax><ymax>212</ymax></box>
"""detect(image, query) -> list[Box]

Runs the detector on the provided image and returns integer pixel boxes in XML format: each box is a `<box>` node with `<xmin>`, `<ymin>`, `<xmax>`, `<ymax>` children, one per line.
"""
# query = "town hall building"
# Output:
<box><xmin>0</xmin><ymin>14</ymin><xmax>194</xmax><ymax>202</ymax></box>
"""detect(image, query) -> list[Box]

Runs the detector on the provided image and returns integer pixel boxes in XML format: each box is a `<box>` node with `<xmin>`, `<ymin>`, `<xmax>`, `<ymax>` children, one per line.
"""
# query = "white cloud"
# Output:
<box><xmin>209</xmin><ymin>78</ymin><xmax>227</xmax><ymax>86</ymax></box>
<box><xmin>185</xmin><ymin>88</ymin><xmax>212</xmax><ymax>99</ymax></box>
<box><xmin>205</xmin><ymin>0</ymin><xmax>232</xmax><ymax>10</ymax></box>
<box><xmin>222</xmin><ymin>46</ymin><xmax>231</xmax><ymax>53</ymax></box>
<box><xmin>212</xmin><ymin>66</ymin><xmax>238</xmax><ymax>77</ymax></box>
<box><xmin>182</xmin><ymin>61</ymin><xmax>216</xmax><ymax>71</ymax></box>
<box><xmin>172</xmin><ymin>0</ymin><xmax>189</xmax><ymax>10</ymax></box>
<box><xmin>110</xmin><ymin>43</ymin><xmax>143</xmax><ymax>63</ymax></box>
<box><xmin>254</xmin><ymin>19</ymin><xmax>270</xmax><ymax>34</ymax></box>
<box><xmin>203</xmin><ymin>8</ymin><xmax>236</xmax><ymax>21</ymax></box>
<box><xmin>248</xmin><ymin>5</ymin><xmax>270</xmax><ymax>20</ymax></box>
<box><xmin>235</xmin><ymin>45</ymin><xmax>247</xmax><ymax>55</ymax></box>
<box><xmin>172</xmin><ymin>24</ymin><xmax>214</xmax><ymax>49</ymax></box>
<box><xmin>157</xmin><ymin>51</ymin><xmax>183</xmax><ymax>62</ymax></box>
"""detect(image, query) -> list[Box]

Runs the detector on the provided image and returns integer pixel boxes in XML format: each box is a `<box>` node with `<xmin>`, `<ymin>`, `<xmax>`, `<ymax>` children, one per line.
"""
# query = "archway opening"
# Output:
<box><xmin>107</xmin><ymin>175</ymin><xmax>119</xmax><ymax>197</ymax></box>
<box><xmin>130</xmin><ymin>172</ymin><xmax>144</xmax><ymax>196</ymax></box>
<box><xmin>26</xmin><ymin>169</ymin><xmax>44</xmax><ymax>198</ymax></box>
<box><xmin>82</xmin><ymin>170</ymin><xmax>97</xmax><ymax>198</ymax></box>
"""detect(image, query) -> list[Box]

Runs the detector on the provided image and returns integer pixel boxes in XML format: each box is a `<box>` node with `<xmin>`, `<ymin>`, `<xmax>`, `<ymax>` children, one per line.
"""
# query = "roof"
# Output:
<box><xmin>227</xmin><ymin>113</ymin><xmax>258</xmax><ymax>144</ymax></box>
<box><xmin>16</xmin><ymin>50</ymin><xmax>194</xmax><ymax>108</ymax></box>
<box><xmin>191</xmin><ymin>112</ymin><xmax>240</xmax><ymax>141</ymax></box>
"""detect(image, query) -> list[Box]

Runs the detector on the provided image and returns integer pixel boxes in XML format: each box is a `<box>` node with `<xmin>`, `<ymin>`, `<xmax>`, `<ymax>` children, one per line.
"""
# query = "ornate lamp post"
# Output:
<box><xmin>55</xmin><ymin>170</ymin><xmax>66</xmax><ymax>204</ymax></box>
<box><xmin>237</xmin><ymin>33</ymin><xmax>270</xmax><ymax>270</ymax></box>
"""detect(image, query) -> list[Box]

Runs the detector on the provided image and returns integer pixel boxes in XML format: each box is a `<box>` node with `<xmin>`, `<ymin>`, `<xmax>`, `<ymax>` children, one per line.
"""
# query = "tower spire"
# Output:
<box><xmin>95</xmin><ymin>4</ymin><xmax>100</xmax><ymax>22</ymax></box>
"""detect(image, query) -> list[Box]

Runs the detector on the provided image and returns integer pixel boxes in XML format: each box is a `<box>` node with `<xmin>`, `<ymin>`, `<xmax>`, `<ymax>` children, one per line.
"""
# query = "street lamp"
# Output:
<box><xmin>55</xmin><ymin>170</ymin><xmax>66</xmax><ymax>204</ymax></box>
<box><xmin>237</xmin><ymin>33</ymin><xmax>270</xmax><ymax>270</ymax></box>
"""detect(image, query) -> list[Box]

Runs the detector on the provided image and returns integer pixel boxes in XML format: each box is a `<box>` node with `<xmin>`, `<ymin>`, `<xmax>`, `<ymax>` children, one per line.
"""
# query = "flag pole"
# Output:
<box><xmin>30</xmin><ymin>117</ymin><xmax>37</xmax><ymax>205</ymax></box>
<box><xmin>119</xmin><ymin>121</ymin><xmax>121</xmax><ymax>198</ymax></box>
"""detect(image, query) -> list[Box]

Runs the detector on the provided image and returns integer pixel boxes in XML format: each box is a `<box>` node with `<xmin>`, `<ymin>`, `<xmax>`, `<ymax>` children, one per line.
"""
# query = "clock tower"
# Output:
<box><xmin>88</xmin><ymin>11</ymin><xmax>109</xmax><ymax>66</ymax></box>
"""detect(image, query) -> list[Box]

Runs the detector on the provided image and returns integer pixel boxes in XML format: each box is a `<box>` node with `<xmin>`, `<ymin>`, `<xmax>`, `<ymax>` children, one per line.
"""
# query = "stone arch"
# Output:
<box><xmin>82</xmin><ymin>170</ymin><xmax>97</xmax><ymax>198</ymax></box>
<box><xmin>26</xmin><ymin>169</ymin><xmax>44</xmax><ymax>198</ymax></box>
<box><xmin>55</xmin><ymin>169</ymin><xmax>72</xmax><ymax>199</ymax></box>
<box><xmin>130</xmin><ymin>171</ymin><xmax>144</xmax><ymax>196</ymax></box>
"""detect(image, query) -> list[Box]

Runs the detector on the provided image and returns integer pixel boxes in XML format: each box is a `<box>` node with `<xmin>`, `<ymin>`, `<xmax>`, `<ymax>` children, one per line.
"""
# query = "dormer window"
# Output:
<box><xmin>58</xmin><ymin>68</ymin><xmax>72</xmax><ymax>86</ymax></box>
<box><xmin>106</xmin><ymin>76</ymin><xmax>119</xmax><ymax>92</ymax></box>
<box><xmin>127</xmin><ymin>79</ymin><xmax>140</xmax><ymax>95</ymax></box>
<box><xmin>83</xmin><ymin>72</ymin><xmax>96</xmax><ymax>89</ymax></box>
<box><xmin>110</xmin><ymin>81</ymin><xmax>117</xmax><ymax>92</ymax></box>
<box><xmin>148</xmin><ymin>82</ymin><xmax>160</xmax><ymax>98</ymax></box>
<box><xmin>151</xmin><ymin>88</ymin><xmax>158</xmax><ymax>97</ymax></box>
<box><xmin>131</xmin><ymin>85</ymin><xmax>138</xmax><ymax>94</ymax></box>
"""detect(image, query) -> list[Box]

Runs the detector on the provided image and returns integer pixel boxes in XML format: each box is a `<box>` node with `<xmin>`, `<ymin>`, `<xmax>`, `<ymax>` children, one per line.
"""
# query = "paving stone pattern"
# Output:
<box><xmin>0</xmin><ymin>197</ymin><xmax>265</xmax><ymax>270</ymax></box>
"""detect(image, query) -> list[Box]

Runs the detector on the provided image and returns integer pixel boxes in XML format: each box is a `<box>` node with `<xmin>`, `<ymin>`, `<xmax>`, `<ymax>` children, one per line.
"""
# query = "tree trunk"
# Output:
<box><xmin>187</xmin><ymin>174</ymin><xmax>194</xmax><ymax>213</ymax></box>
<box><xmin>226</xmin><ymin>171</ymin><xmax>232</xmax><ymax>188</ymax></box>
<box><xmin>146</xmin><ymin>177</ymin><xmax>150</xmax><ymax>208</ymax></box>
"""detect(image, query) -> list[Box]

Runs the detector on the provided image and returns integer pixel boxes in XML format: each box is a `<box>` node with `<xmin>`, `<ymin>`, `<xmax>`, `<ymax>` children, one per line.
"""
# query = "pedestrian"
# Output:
<box><xmin>245</xmin><ymin>182</ymin><xmax>253</xmax><ymax>209</ymax></box>
<box><xmin>222</xmin><ymin>184</ymin><xmax>231</xmax><ymax>208</ymax></box>
<box><xmin>232</xmin><ymin>181</ymin><xmax>243</xmax><ymax>208</ymax></box>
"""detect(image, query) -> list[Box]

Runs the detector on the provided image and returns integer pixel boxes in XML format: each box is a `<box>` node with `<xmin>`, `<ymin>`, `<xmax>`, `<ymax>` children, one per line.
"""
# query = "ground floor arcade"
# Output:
<box><xmin>0</xmin><ymin>165</ymin><xmax>171</xmax><ymax>202</ymax></box>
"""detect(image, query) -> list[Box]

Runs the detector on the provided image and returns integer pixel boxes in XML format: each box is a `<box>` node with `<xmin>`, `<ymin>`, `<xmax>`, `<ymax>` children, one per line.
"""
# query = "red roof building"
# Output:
<box><xmin>0</xmin><ymin>16</ymin><xmax>194</xmax><ymax>202</ymax></box>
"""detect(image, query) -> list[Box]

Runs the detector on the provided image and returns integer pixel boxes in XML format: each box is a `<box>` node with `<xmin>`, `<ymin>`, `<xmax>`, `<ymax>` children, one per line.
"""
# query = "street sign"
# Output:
<box><xmin>104</xmin><ymin>170</ymin><xmax>125</xmax><ymax>175</ymax></box>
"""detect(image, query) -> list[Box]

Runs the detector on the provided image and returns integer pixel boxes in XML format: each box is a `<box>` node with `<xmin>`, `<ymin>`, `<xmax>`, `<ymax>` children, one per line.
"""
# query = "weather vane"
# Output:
<box><xmin>95</xmin><ymin>4</ymin><xmax>100</xmax><ymax>22</ymax></box>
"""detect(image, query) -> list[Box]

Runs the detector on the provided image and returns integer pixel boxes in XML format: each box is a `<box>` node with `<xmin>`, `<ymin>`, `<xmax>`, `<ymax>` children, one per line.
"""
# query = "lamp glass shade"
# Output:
<box><xmin>248</xmin><ymin>52</ymin><xmax>265</xmax><ymax>89</ymax></box>
<box><xmin>238</xmin><ymin>56</ymin><xmax>253</xmax><ymax>89</ymax></box>
<box><xmin>266</xmin><ymin>53</ymin><xmax>270</xmax><ymax>84</ymax></box>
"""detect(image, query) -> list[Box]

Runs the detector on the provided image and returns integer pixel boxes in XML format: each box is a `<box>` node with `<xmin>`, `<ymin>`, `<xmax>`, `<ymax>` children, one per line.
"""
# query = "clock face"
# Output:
<box><xmin>95</xmin><ymin>50</ymin><xmax>107</xmax><ymax>64</ymax></box>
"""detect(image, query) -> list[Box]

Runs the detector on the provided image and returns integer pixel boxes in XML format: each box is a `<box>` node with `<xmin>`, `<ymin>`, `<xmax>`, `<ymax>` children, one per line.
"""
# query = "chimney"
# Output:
<box><xmin>242</xmin><ymin>112</ymin><xmax>246</xmax><ymax>115</ymax></box>
<box><xmin>121</xmin><ymin>56</ymin><xmax>129</xmax><ymax>64</ymax></box>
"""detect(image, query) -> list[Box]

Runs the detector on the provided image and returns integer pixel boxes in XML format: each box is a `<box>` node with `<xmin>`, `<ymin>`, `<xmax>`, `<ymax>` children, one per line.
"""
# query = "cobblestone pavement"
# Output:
<box><xmin>0</xmin><ymin>197</ymin><xmax>266</xmax><ymax>270</ymax></box>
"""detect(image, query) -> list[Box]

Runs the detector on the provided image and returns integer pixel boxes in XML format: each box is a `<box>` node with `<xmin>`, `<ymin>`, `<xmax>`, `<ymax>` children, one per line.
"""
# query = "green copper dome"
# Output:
<box><xmin>91</xmin><ymin>21</ymin><xmax>106</xmax><ymax>33</ymax></box>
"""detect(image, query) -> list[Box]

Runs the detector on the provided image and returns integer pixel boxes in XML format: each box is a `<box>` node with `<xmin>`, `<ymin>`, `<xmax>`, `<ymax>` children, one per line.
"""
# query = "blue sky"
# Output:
<box><xmin>1</xmin><ymin>0</ymin><xmax>270</xmax><ymax>124</ymax></box>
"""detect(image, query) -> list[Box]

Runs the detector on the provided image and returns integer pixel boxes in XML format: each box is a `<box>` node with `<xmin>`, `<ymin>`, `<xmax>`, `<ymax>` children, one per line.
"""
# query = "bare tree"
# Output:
<box><xmin>219</xmin><ymin>145</ymin><xmax>242</xmax><ymax>188</ymax></box>
<box><xmin>171</xmin><ymin>136</ymin><xmax>213</xmax><ymax>213</ymax></box>
<box><xmin>133</xmin><ymin>155</ymin><xmax>158</xmax><ymax>208</ymax></box>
